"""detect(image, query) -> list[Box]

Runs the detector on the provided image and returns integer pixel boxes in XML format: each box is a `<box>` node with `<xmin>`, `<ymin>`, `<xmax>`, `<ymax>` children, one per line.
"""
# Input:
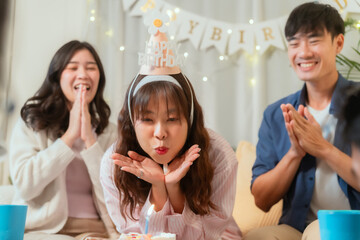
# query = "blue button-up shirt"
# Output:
<box><xmin>251</xmin><ymin>74</ymin><xmax>360</xmax><ymax>232</ymax></box>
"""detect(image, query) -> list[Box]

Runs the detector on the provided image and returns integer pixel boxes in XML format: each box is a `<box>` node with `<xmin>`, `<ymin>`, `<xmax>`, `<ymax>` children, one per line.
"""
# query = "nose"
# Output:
<box><xmin>299</xmin><ymin>42</ymin><xmax>313</xmax><ymax>58</ymax></box>
<box><xmin>77</xmin><ymin>66</ymin><xmax>88</xmax><ymax>79</ymax></box>
<box><xmin>154</xmin><ymin>122</ymin><xmax>167</xmax><ymax>140</ymax></box>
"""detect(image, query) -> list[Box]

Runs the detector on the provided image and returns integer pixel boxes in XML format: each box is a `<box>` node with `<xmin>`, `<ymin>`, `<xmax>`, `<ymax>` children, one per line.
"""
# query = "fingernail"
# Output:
<box><xmin>198</xmin><ymin>148</ymin><xmax>201</xmax><ymax>153</ymax></box>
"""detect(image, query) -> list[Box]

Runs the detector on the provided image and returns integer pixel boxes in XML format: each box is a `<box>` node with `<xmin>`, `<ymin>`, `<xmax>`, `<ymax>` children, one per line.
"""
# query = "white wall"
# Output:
<box><xmin>6</xmin><ymin>0</ymin><xmax>87</xmax><ymax>140</ymax></box>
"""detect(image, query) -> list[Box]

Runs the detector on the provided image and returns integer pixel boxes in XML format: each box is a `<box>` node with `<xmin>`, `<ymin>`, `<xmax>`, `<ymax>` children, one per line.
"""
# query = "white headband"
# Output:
<box><xmin>127</xmin><ymin>74</ymin><xmax>194</xmax><ymax>126</ymax></box>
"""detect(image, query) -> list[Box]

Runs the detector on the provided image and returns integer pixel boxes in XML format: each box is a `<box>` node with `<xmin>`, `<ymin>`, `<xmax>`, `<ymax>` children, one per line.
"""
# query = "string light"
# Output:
<box><xmin>250</xmin><ymin>78</ymin><xmax>256</xmax><ymax>86</ymax></box>
<box><xmin>183</xmin><ymin>52</ymin><xmax>189</xmax><ymax>58</ymax></box>
<box><xmin>119</xmin><ymin>46</ymin><xmax>125</xmax><ymax>51</ymax></box>
<box><xmin>356</xmin><ymin>21</ymin><xmax>360</xmax><ymax>29</ymax></box>
<box><xmin>170</xmin><ymin>35</ymin><xmax>175</xmax><ymax>40</ymax></box>
<box><xmin>202</xmin><ymin>76</ymin><xmax>208</xmax><ymax>82</ymax></box>
<box><xmin>256</xmin><ymin>45</ymin><xmax>261</xmax><ymax>51</ymax></box>
<box><xmin>105</xmin><ymin>29</ymin><xmax>113</xmax><ymax>37</ymax></box>
<box><xmin>249</xmin><ymin>19</ymin><xmax>254</xmax><ymax>24</ymax></box>
<box><xmin>174</xmin><ymin>8</ymin><xmax>180</xmax><ymax>13</ymax></box>
<box><xmin>91</xmin><ymin>9</ymin><xmax>96</xmax><ymax>14</ymax></box>
<box><xmin>219</xmin><ymin>55</ymin><xmax>225</xmax><ymax>61</ymax></box>
<box><xmin>227</xmin><ymin>29</ymin><xmax>233</xmax><ymax>34</ymax></box>
<box><xmin>90</xmin><ymin>16</ymin><xmax>95</xmax><ymax>22</ymax></box>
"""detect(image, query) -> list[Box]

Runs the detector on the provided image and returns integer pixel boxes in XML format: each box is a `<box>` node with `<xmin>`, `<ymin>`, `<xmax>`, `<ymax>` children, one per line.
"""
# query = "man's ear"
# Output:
<box><xmin>335</xmin><ymin>33</ymin><xmax>344</xmax><ymax>54</ymax></box>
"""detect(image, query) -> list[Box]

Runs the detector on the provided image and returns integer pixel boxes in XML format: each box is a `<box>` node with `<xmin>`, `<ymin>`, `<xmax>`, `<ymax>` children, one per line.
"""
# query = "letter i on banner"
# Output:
<box><xmin>200</xmin><ymin>20</ymin><xmax>232</xmax><ymax>55</ymax></box>
<box><xmin>177</xmin><ymin>11</ymin><xmax>207</xmax><ymax>50</ymax></box>
<box><xmin>228</xmin><ymin>24</ymin><xmax>255</xmax><ymax>55</ymax></box>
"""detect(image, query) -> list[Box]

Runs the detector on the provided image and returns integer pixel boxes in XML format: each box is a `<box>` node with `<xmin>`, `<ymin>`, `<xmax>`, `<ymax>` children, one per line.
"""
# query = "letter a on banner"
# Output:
<box><xmin>177</xmin><ymin>11</ymin><xmax>207</xmax><ymax>50</ymax></box>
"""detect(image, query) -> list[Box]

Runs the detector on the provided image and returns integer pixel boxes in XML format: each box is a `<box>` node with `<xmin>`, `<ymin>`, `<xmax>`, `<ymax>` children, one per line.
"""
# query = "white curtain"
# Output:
<box><xmin>1</xmin><ymin>0</ymin><xmax>359</xmax><ymax>184</ymax></box>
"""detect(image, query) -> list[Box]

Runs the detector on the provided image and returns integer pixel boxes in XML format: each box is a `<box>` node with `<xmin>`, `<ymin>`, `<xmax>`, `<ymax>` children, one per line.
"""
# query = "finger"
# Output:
<box><xmin>297</xmin><ymin>105</ymin><xmax>305</xmax><ymax>116</ymax></box>
<box><xmin>128</xmin><ymin>151</ymin><xmax>147</xmax><ymax>162</ymax></box>
<box><xmin>283</xmin><ymin>111</ymin><xmax>290</xmax><ymax>124</ymax></box>
<box><xmin>280</xmin><ymin>104</ymin><xmax>288</xmax><ymax>114</ymax></box>
<box><xmin>187</xmin><ymin>144</ymin><xmax>201</xmax><ymax>155</ymax></box>
<box><xmin>185</xmin><ymin>144</ymin><xmax>199</xmax><ymax>154</ymax></box>
<box><xmin>111</xmin><ymin>153</ymin><xmax>134</xmax><ymax>165</ymax></box>
<box><xmin>120</xmin><ymin>166</ymin><xmax>142</xmax><ymax>178</ymax></box>
<box><xmin>185</xmin><ymin>153</ymin><xmax>200</xmax><ymax>164</ymax></box>
<box><xmin>288</xmin><ymin>108</ymin><xmax>306</xmax><ymax>126</ymax></box>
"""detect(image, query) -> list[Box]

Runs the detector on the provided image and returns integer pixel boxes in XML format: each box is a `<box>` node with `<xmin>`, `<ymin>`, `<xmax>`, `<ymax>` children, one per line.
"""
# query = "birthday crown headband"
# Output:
<box><xmin>128</xmin><ymin>9</ymin><xmax>193</xmax><ymax>126</ymax></box>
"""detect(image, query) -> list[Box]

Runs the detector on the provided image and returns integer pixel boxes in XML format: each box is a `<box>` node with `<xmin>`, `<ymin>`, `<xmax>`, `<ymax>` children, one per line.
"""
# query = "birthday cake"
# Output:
<box><xmin>119</xmin><ymin>232</ymin><xmax>176</xmax><ymax>240</ymax></box>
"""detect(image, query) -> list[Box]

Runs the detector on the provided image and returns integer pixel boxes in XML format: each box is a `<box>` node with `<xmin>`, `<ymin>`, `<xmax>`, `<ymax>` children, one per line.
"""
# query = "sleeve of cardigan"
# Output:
<box><xmin>9</xmin><ymin>118</ymin><xmax>75</xmax><ymax>201</ymax></box>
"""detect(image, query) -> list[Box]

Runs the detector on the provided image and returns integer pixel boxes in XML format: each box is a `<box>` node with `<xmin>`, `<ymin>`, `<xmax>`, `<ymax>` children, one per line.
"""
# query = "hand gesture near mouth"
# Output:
<box><xmin>111</xmin><ymin>144</ymin><xmax>200</xmax><ymax>213</ymax></box>
<box><xmin>165</xmin><ymin>144</ymin><xmax>201</xmax><ymax>185</ymax></box>
<box><xmin>61</xmin><ymin>84</ymin><xmax>96</xmax><ymax>148</ymax></box>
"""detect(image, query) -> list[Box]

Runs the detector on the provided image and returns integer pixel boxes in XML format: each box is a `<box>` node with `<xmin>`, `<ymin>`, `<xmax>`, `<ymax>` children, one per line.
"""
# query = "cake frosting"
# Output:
<box><xmin>119</xmin><ymin>232</ymin><xmax>176</xmax><ymax>240</ymax></box>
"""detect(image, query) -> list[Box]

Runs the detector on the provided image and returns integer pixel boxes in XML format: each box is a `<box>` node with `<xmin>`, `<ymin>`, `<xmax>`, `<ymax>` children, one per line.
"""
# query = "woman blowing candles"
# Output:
<box><xmin>100</xmin><ymin>19</ymin><xmax>242</xmax><ymax>240</ymax></box>
<box><xmin>9</xmin><ymin>40</ymin><xmax>118</xmax><ymax>240</ymax></box>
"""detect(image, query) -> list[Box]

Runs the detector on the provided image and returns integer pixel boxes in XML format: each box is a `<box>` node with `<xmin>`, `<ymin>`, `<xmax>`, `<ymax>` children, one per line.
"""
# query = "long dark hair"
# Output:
<box><xmin>341</xmin><ymin>86</ymin><xmax>360</xmax><ymax>148</ymax></box>
<box><xmin>114</xmin><ymin>73</ymin><xmax>216</xmax><ymax>220</ymax></box>
<box><xmin>20</xmin><ymin>40</ymin><xmax>110</xmax><ymax>138</ymax></box>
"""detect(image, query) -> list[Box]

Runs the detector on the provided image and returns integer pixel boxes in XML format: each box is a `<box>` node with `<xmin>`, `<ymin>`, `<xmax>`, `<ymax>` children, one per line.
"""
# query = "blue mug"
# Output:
<box><xmin>0</xmin><ymin>204</ymin><xmax>27</xmax><ymax>240</ymax></box>
<box><xmin>318</xmin><ymin>210</ymin><xmax>360</xmax><ymax>240</ymax></box>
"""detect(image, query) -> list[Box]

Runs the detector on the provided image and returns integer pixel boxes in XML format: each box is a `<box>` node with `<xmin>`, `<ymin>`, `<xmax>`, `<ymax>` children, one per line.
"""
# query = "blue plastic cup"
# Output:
<box><xmin>0</xmin><ymin>204</ymin><xmax>27</xmax><ymax>240</ymax></box>
<box><xmin>318</xmin><ymin>210</ymin><xmax>360</xmax><ymax>240</ymax></box>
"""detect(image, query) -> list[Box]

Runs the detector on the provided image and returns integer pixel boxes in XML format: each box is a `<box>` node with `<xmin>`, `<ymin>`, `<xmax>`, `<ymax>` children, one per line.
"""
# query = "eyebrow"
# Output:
<box><xmin>67</xmin><ymin>61</ymin><xmax>97</xmax><ymax>65</ymax></box>
<box><xmin>287</xmin><ymin>31</ymin><xmax>324</xmax><ymax>42</ymax></box>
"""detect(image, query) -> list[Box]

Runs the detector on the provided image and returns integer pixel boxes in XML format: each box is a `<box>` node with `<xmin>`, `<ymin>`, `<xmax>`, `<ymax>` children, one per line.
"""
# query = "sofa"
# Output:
<box><xmin>233</xmin><ymin>141</ymin><xmax>282</xmax><ymax>236</ymax></box>
<box><xmin>0</xmin><ymin>141</ymin><xmax>282</xmax><ymax>237</ymax></box>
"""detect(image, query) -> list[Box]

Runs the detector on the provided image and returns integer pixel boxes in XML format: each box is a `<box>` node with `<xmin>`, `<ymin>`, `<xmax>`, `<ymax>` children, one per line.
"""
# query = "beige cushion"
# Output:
<box><xmin>233</xmin><ymin>141</ymin><xmax>282</xmax><ymax>235</ymax></box>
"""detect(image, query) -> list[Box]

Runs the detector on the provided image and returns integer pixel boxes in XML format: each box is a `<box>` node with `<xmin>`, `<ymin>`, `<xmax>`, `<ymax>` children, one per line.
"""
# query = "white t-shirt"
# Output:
<box><xmin>306</xmin><ymin>104</ymin><xmax>351</xmax><ymax>224</ymax></box>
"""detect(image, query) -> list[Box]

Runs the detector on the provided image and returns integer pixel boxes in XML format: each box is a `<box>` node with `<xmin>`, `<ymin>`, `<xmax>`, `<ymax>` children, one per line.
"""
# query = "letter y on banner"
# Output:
<box><xmin>177</xmin><ymin>11</ymin><xmax>207</xmax><ymax>50</ymax></box>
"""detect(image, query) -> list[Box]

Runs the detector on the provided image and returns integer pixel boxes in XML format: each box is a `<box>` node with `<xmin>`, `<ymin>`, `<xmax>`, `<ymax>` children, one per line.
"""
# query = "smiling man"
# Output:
<box><xmin>245</xmin><ymin>2</ymin><xmax>360</xmax><ymax>240</ymax></box>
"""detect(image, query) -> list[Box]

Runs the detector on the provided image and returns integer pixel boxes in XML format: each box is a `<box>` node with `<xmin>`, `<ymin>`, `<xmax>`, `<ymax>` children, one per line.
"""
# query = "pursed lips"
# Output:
<box><xmin>155</xmin><ymin>146</ymin><xmax>169</xmax><ymax>155</ymax></box>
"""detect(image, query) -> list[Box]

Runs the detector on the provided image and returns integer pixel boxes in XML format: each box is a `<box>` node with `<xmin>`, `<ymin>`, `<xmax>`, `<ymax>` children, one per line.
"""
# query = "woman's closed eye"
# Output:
<box><xmin>141</xmin><ymin>117</ymin><xmax>153</xmax><ymax>122</ymax></box>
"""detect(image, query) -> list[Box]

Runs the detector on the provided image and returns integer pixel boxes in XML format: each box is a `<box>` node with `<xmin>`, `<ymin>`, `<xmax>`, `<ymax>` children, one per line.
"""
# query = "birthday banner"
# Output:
<box><xmin>122</xmin><ymin>0</ymin><xmax>360</xmax><ymax>55</ymax></box>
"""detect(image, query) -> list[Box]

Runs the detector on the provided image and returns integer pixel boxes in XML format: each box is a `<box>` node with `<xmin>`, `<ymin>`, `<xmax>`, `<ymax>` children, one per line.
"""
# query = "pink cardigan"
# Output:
<box><xmin>100</xmin><ymin>129</ymin><xmax>242</xmax><ymax>240</ymax></box>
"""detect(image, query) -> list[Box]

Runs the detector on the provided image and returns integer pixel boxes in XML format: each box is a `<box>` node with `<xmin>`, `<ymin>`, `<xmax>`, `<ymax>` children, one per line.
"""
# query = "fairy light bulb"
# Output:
<box><xmin>219</xmin><ymin>55</ymin><xmax>225</xmax><ymax>61</ymax></box>
<box><xmin>119</xmin><ymin>46</ymin><xmax>125</xmax><ymax>51</ymax></box>
<box><xmin>227</xmin><ymin>29</ymin><xmax>233</xmax><ymax>34</ymax></box>
<box><xmin>183</xmin><ymin>52</ymin><xmax>189</xmax><ymax>58</ymax></box>
<box><xmin>91</xmin><ymin>9</ymin><xmax>95</xmax><ymax>14</ymax></box>
<box><xmin>249</xmin><ymin>19</ymin><xmax>254</xmax><ymax>24</ymax></box>
<box><xmin>202</xmin><ymin>76</ymin><xmax>208</xmax><ymax>82</ymax></box>
<box><xmin>250</xmin><ymin>78</ymin><xmax>256</xmax><ymax>86</ymax></box>
<box><xmin>256</xmin><ymin>45</ymin><xmax>261</xmax><ymax>51</ymax></box>
<box><xmin>90</xmin><ymin>16</ymin><xmax>95</xmax><ymax>22</ymax></box>
<box><xmin>174</xmin><ymin>8</ymin><xmax>180</xmax><ymax>13</ymax></box>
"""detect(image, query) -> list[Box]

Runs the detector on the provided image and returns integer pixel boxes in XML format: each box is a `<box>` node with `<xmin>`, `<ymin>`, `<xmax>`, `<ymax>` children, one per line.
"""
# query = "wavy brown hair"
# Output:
<box><xmin>20</xmin><ymin>40</ymin><xmax>110</xmax><ymax>138</ymax></box>
<box><xmin>115</xmin><ymin>73</ymin><xmax>216</xmax><ymax>220</ymax></box>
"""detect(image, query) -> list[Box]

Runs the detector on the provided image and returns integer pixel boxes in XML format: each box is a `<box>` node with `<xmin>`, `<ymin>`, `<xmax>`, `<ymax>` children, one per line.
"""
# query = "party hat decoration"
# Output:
<box><xmin>138</xmin><ymin>9</ymin><xmax>184</xmax><ymax>75</ymax></box>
